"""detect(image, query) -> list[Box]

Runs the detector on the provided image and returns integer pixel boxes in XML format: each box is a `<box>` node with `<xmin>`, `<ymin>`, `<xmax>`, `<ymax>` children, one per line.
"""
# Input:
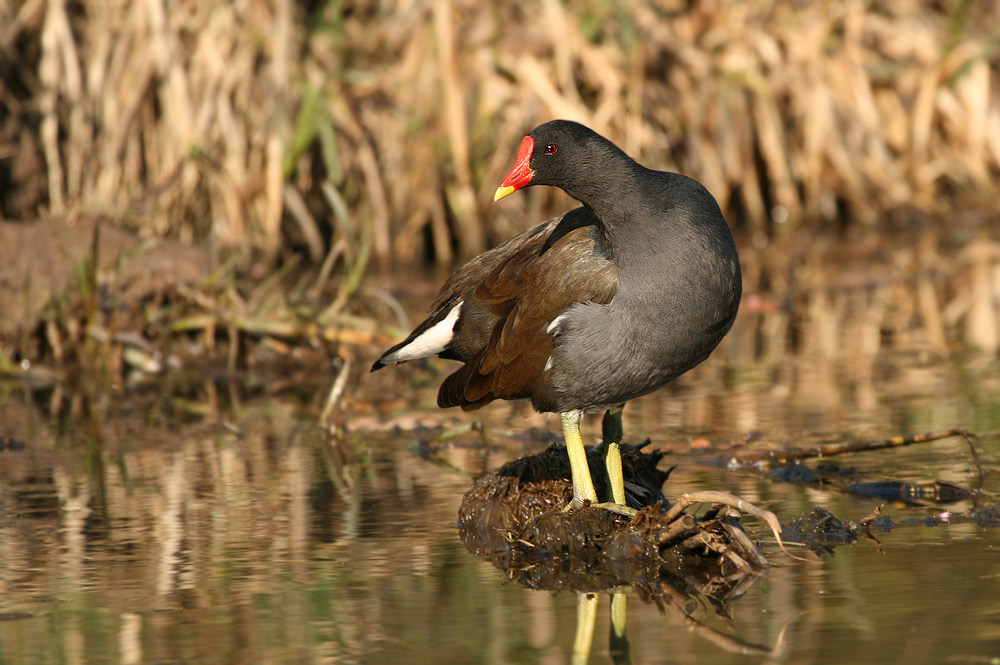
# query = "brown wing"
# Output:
<box><xmin>438</xmin><ymin>209</ymin><xmax>617</xmax><ymax>411</ymax></box>
<box><xmin>371</xmin><ymin>219</ymin><xmax>557</xmax><ymax>370</ymax></box>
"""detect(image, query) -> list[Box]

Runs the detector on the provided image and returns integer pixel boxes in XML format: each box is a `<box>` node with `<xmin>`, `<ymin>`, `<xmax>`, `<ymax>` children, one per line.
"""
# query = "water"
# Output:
<box><xmin>0</xmin><ymin>349</ymin><xmax>998</xmax><ymax>664</ymax></box>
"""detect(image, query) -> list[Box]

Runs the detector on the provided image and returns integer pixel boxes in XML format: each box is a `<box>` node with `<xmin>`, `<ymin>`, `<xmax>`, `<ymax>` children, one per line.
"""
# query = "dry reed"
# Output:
<box><xmin>1</xmin><ymin>1</ymin><xmax>999</xmax><ymax>372</ymax></box>
<box><xmin>2</xmin><ymin>0</ymin><xmax>998</xmax><ymax>268</ymax></box>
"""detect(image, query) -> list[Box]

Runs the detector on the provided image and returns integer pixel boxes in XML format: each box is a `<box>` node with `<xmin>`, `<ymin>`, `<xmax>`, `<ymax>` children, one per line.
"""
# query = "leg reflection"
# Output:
<box><xmin>609</xmin><ymin>592</ymin><xmax>631</xmax><ymax>665</ymax></box>
<box><xmin>572</xmin><ymin>592</ymin><xmax>599</xmax><ymax>665</ymax></box>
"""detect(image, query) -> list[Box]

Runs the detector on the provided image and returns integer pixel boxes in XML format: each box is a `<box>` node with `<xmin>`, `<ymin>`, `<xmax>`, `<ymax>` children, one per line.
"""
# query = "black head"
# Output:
<box><xmin>494</xmin><ymin>120</ymin><xmax>632</xmax><ymax>203</ymax></box>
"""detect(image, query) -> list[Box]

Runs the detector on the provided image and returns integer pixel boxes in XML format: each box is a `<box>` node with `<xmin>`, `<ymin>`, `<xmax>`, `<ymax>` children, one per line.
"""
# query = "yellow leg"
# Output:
<box><xmin>562</xmin><ymin>409</ymin><xmax>638</xmax><ymax>517</ymax></box>
<box><xmin>602</xmin><ymin>407</ymin><xmax>627</xmax><ymax>506</ymax></box>
<box><xmin>562</xmin><ymin>410</ymin><xmax>599</xmax><ymax>508</ymax></box>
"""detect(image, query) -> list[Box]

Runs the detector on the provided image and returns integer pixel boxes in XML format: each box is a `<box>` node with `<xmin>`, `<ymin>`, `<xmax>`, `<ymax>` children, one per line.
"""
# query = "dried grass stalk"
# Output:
<box><xmin>2</xmin><ymin>0</ymin><xmax>998</xmax><ymax>267</ymax></box>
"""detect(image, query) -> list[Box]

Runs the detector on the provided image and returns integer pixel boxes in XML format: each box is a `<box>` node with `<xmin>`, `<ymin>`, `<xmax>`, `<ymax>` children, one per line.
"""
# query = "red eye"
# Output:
<box><xmin>544</xmin><ymin>143</ymin><xmax>557</xmax><ymax>155</ymax></box>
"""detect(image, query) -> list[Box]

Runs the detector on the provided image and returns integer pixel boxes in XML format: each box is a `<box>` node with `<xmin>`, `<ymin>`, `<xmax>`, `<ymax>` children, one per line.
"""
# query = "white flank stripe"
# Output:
<box><xmin>546</xmin><ymin>314</ymin><xmax>567</xmax><ymax>334</ymax></box>
<box><xmin>390</xmin><ymin>301</ymin><xmax>463</xmax><ymax>362</ymax></box>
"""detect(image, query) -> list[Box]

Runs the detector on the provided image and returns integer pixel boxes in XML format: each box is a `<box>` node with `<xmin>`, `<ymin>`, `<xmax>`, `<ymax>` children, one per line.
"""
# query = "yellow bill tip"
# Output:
<box><xmin>493</xmin><ymin>185</ymin><xmax>516</xmax><ymax>202</ymax></box>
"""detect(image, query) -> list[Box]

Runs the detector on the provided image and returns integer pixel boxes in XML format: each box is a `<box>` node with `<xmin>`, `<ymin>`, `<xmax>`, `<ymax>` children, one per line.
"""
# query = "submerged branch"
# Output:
<box><xmin>723</xmin><ymin>428</ymin><xmax>971</xmax><ymax>466</ymax></box>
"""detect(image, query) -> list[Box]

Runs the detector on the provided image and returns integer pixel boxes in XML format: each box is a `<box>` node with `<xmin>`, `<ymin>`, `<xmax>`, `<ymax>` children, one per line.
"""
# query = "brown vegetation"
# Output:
<box><xmin>3</xmin><ymin>0</ymin><xmax>999</xmax><ymax>266</ymax></box>
<box><xmin>2</xmin><ymin>1</ymin><xmax>999</xmax><ymax>371</ymax></box>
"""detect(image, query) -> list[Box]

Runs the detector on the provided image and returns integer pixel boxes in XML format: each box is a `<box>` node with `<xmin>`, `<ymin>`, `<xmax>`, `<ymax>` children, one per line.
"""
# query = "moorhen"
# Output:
<box><xmin>372</xmin><ymin>120</ymin><xmax>741</xmax><ymax>515</ymax></box>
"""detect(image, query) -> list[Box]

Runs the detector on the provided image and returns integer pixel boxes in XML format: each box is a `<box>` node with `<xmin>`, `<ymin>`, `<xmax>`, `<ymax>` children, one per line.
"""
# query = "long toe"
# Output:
<box><xmin>592</xmin><ymin>502</ymin><xmax>638</xmax><ymax>518</ymax></box>
<box><xmin>562</xmin><ymin>500</ymin><xmax>638</xmax><ymax>518</ymax></box>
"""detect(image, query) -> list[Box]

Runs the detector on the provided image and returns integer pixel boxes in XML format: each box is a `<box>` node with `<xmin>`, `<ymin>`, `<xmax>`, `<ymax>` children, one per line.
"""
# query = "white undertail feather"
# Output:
<box><xmin>387</xmin><ymin>301</ymin><xmax>463</xmax><ymax>363</ymax></box>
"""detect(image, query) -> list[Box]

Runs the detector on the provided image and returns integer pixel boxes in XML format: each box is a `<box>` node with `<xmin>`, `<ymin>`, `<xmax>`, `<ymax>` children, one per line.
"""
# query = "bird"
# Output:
<box><xmin>371</xmin><ymin>120</ymin><xmax>741</xmax><ymax>516</ymax></box>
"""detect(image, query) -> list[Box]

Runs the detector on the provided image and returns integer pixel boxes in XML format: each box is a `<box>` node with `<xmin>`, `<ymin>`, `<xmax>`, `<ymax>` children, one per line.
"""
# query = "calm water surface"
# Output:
<box><xmin>0</xmin><ymin>348</ymin><xmax>998</xmax><ymax>664</ymax></box>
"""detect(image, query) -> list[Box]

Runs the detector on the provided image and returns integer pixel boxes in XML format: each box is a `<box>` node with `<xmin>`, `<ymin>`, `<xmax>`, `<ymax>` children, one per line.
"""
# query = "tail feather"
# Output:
<box><xmin>371</xmin><ymin>301</ymin><xmax>464</xmax><ymax>373</ymax></box>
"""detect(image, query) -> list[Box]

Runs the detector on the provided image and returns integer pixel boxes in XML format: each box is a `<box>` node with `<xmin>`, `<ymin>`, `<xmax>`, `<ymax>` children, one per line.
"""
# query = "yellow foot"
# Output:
<box><xmin>563</xmin><ymin>499</ymin><xmax>638</xmax><ymax>519</ymax></box>
<box><xmin>592</xmin><ymin>501</ymin><xmax>638</xmax><ymax>518</ymax></box>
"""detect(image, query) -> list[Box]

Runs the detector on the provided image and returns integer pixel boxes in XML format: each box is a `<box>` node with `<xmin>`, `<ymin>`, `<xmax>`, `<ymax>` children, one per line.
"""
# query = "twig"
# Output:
<box><xmin>720</xmin><ymin>521</ymin><xmax>771</xmax><ymax>571</ymax></box>
<box><xmin>664</xmin><ymin>490</ymin><xmax>806</xmax><ymax>561</ymax></box>
<box><xmin>319</xmin><ymin>357</ymin><xmax>351</xmax><ymax>431</ymax></box>
<box><xmin>724</xmin><ymin>427</ymin><xmax>970</xmax><ymax>466</ymax></box>
<box><xmin>655</xmin><ymin>513</ymin><xmax>697</xmax><ymax>545</ymax></box>
<box><xmin>960</xmin><ymin>430</ymin><xmax>986</xmax><ymax>483</ymax></box>
<box><xmin>858</xmin><ymin>504</ymin><xmax>883</xmax><ymax>527</ymax></box>
<box><xmin>681</xmin><ymin>615</ymin><xmax>776</xmax><ymax>657</ymax></box>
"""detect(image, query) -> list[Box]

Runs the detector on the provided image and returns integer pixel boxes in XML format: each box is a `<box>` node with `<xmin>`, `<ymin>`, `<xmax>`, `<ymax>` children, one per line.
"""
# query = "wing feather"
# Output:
<box><xmin>438</xmin><ymin>208</ymin><xmax>616</xmax><ymax>411</ymax></box>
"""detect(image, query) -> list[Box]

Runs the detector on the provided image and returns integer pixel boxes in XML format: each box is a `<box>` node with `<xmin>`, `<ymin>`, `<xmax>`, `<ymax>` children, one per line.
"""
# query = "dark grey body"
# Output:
<box><xmin>542</xmin><ymin>172</ymin><xmax>740</xmax><ymax>412</ymax></box>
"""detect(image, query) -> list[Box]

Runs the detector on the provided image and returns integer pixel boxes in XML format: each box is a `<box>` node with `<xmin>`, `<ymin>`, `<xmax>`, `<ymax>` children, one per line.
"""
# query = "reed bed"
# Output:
<box><xmin>2</xmin><ymin>0</ymin><xmax>998</xmax><ymax>270</ymax></box>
